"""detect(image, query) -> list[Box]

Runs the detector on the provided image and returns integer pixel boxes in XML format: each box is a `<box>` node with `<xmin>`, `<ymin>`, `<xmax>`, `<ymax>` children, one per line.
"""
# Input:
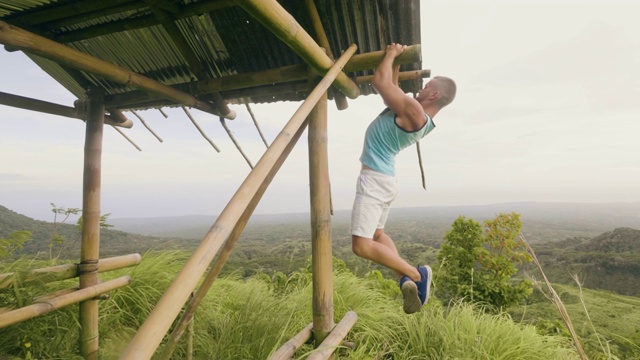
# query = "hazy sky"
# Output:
<box><xmin>2</xmin><ymin>0</ymin><xmax>639</xmax><ymax>221</ymax></box>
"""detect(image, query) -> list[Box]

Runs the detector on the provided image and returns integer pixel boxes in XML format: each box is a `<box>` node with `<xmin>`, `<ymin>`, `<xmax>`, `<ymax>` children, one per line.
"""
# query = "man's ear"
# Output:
<box><xmin>429</xmin><ymin>91</ymin><xmax>440</xmax><ymax>100</ymax></box>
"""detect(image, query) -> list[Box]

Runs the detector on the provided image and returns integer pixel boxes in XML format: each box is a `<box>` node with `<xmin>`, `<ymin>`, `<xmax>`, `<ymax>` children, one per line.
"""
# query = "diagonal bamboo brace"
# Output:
<box><xmin>119</xmin><ymin>43</ymin><xmax>358</xmax><ymax>360</ymax></box>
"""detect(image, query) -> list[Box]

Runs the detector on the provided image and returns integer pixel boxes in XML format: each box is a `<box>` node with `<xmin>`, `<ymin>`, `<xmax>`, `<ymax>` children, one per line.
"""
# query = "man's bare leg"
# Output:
<box><xmin>372</xmin><ymin>229</ymin><xmax>403</xmax><ymax>277</ymax></box>
<box><xmin>352</xmin><ymin>233</ymin><xmax>420</xmax><ymax>281</ymax></box>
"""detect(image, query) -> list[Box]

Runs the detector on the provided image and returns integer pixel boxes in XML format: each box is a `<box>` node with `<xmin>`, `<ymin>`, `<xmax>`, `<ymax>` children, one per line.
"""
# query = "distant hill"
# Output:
<box><xmin>531</xmin><ymin>227</ymin><xmax>640</xmax><ymax>296</ymax></box>
<box><xmin>108</xmin><ymin>202</ymin><xmax>640</xmax><ymax>243</ymax></box>
<box><xmin>577</xmin><ymin>227</ymin><xmax>640</xmax><ymax>252</ymax></box>
<box><xmin>0</xmin><ymin>205</ymin><xmax>197</xmax><ymax>258</ymax></box>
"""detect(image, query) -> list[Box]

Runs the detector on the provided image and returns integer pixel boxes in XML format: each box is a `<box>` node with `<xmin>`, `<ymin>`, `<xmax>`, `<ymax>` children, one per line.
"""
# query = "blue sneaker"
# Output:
<box><xmin>400</xmin><ymin>275</ymin><xmax>421</xmax><ymax>314</ymax></box>
<box><xmin>416</xmin><ymin>265</ymin><xmax>432</xmax><ymax>305</ymax></box>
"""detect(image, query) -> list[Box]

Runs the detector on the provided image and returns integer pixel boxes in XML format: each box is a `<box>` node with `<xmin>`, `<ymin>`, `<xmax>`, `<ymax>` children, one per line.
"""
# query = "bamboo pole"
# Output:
<box><xmin>245</xmin><ymin>104</ymin><xmax>269</xmax><ymax>148</ymax></box>
<box><xmin>182</xmin><ymin>106</ymin><xmax>220</xmax><ymax>152</ymax></box>
<box><xmin>0</xmin><ymin>91</ymin><xmax>132</xmax><ymax>127</ymax></box>
<box><xmin>111</xmin><ymin>125</ymin><xmax>143</xmax><ymax>151</ymax></box>
<box><xmin>78</xmin><ymin>87</ymin><xmax>104</xmax><ymax>360</ymax></box>
<box><xmin>158</xmin><ymin>106</ymin><xmax>310</xmax><ymax>360</ymax></box>
<box><xmin>233</xmin><ymin>0</ymin><xmax>360</xmax><ymax>99</ymax></box>
<box><xmin>131</xmin><ymin>110</ymin><xmax>163</xmax><ymax>143</ymax></box>
<box><xmin>308</xmin><ymin>88</ymin><xmax>334</xmax><ymax>345</ymax></box>
<box><xmin>121</xmin><ymin>44</ymin><xmax>358</xmax><ymax>360</ymax></box>
<box><xmin>354</xmin><ymin>69</ymin><xmax>431</xmax><ymax>84</ymax></box>
<box><xmin>307</xmin><ymin>311</ymin><xmax>358</xmax><ymax>360</ymax></box>
<box><xmin>269</xmin><ymin>323</ymin><xmax>314</xmax><ymax>360</ymax></box>
<box><xmin>0</xmin><ymin>276</ymin><xmax>131</xmax><ymax>329</ymax></box>
<box><xmin>219</xmin><ymin>117</ymin><xmax>254</xmax><ymax>169</ymax></box>
<box><xmin>0</xmin><ymin>21</ymin><xmax>235</xmax><ymax>119</ymax></box>
<box><xmin>0</xmin><ymin>253</ymin><xmax>142</xmax><ymax>290</ymax></box>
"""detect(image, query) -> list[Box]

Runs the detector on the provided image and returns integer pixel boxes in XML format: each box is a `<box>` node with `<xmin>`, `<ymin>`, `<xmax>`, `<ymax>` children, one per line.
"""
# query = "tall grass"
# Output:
<box><xmin>1</xmin><ymin>251</ymin><xmax>580</xmax><ymax>359</ymax></box>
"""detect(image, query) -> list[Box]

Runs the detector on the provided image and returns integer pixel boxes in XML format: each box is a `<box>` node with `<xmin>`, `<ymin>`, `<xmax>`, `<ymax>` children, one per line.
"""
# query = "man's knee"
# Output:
<box><xmin>351</xmin><ymin>235</ymin><xmax>369</xmax><ymax>258</ymax></box>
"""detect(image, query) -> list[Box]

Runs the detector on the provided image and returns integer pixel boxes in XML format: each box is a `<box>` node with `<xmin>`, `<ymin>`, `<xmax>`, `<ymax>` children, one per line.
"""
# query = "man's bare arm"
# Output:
<box><xmin>371</xmin><ymin>44</ymin><xmax>425</xmax><ymax>130</ymax></box>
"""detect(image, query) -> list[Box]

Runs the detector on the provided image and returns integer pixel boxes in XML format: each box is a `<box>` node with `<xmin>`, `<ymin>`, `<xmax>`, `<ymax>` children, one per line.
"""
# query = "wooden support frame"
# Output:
<box><xmin>307</xmin><ymin>311</ymin><xmax>358</xmax><ymax>360</ymax></box>
<box><xmin>234</xmin><ymin>0</ymin><xmax>360</xmax><ymax>99</ymax></box>
<box><xmin>120</xmin><ymin>44</ymin><xmax>358</xmax><ymax>360</ymax></box>
<box><xmin>78</xmin><ymin>87</ymin><xmax>104</xmax><ymax>360</ymax></box>
<box><xmin>0</xmin><ymin>91</ymin><xmax>132</xmax><ymax>127</ymax></box>
<box><xmin>308</xmin><ymin>88</ymin><xmax>334</xmax><ymax>345</ymax></box>
<box><xmin>0</xmin><ymin>20</ymin><xmax>235</xmax><ymax>119</ymax></box>
<box><xmin>0</xmin><ymin>253</ymin><xmax>141</xmax><ymax>290</ymax></box>
<box><xmin>0</xmin><ymin>276</ymin><xmax>132</xmax><ymax>329</ymax></box>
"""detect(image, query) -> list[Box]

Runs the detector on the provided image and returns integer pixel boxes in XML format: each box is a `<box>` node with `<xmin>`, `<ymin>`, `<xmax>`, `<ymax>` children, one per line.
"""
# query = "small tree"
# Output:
<box><xmin>437</xmin><ymin>212</ymin><xmax>533</xmax><ymax>310</ymax></box>
<box><xmin>0</xmin><ymin>231</ymin><xmax>32</xmax><ymax>259</ymax></box>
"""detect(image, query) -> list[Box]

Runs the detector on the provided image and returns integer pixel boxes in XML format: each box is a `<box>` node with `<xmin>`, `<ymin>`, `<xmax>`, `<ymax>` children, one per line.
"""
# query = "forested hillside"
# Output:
<box><xmin>0</xmin><ymin>205</ymin><xmax>197</xmax><ymax>258</ymax></box>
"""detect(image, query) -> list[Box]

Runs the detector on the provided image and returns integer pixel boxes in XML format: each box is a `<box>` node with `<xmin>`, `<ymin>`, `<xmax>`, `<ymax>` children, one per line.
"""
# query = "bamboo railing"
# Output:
<box><xmin>0</xmin><ymin>253</ymin><xmax>141</xmax><ymax>289</ymax></box>
<box><xmin>0</xmin><ymin>253</ymin><xmax>141</xmax><ymax>328</ymax></box>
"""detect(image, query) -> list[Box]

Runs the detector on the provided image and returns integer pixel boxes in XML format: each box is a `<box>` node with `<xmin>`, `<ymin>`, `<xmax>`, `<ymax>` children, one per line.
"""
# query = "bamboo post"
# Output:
<box><xmin>0</xmin><ymin>21</ymin><xmax>235</xmax><ymax>119</ymax></box>
<box><xmin>269</xmin><ymin>323</ymin><xmax>314</xmax><ymax>360</ymax></box>
<box><xmin>0</xmin><ymin>276</ymin><xmax>131</xmax><ymax>329</ymax></box>
<box><xmin>308</xmin><ymin>88</ymin><xmax>334</xmax><ymax>345</ymax></box>
<box><xmin>234</xmin><ymin>0</ymin><xmax>360</xmax><ymax>99</ymax></box>
<box><xmin>78</xmin><ymin>87</ymin><xmax>104</xmax><ymax>360</ymax></box>
<box><xmin>307</xmin><ymin>311</ymin><xmax>358</xmax><ymax>360</ymax></box>
<box><xmin>186</xmin><ymin>317</ymin><xmax>194</xmax><ymax>360</ymax></box>
<box><xmin>158</xmin><ymin>105</ymin><xmax>310</xmax><ymax>360</ymax></box>
<box><xmin>0</xmin><ymin>253</ymin><xmax>141</xmax><ymax>290</ymax></box>
<box><xmin>121</xmin><ymin>44</ymin><xmax>358</xmax><ymax>360</ymax></box>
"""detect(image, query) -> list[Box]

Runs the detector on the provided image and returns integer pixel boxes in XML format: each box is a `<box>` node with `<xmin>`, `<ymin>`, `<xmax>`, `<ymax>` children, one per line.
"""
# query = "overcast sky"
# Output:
<box><xmin>2</xmin><ymin>0</ymin><xmax>639</xmax><ymax>222</ymax></box>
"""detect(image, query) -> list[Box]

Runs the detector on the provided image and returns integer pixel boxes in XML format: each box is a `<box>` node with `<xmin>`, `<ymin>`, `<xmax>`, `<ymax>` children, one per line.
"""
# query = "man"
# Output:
<box><xmin>350</xmin><ymin>43</ymin><xmax>456</xmax><ymax>314</ymax></box>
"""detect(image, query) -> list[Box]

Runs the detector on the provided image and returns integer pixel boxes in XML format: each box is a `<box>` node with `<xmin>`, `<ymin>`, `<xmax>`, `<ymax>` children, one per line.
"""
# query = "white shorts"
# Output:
<box><xmin>350</xmin><ymin>169</ymin><xmax>398</xmax><ymax>238</ymax></box>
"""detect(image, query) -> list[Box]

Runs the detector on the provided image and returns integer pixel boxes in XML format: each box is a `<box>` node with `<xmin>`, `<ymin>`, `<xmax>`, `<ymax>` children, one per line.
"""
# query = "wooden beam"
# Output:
<box><xmin>143</xmin><ymin>2</ymin><xmax>233</xmax><ymax>118</ymax></box>
<box><xmin>119</xmin><ymin>44</ymin><xmax>358</xmax><ymax>360</ymax></box>
<box><xmin>51</xmin><ymin>1</ymin><xmax>236</xmax><ymax>44</ymax></box>
<box><xmin>234</xmin><ymin>0</ymin><xmax>360</xmax><ymax>99</ymax></box>
<box><xmin>5</xmin><ymin>0</ymin><xmax>140</xmax><ymax>27</ymax></box>
<box><xmin>0</xmin><ymin>276</ymin><xmax>131</xmax><ymax>329</ymax></box>
<box><xmin>0</xmin><ymin>20</ymin><xmax>235</xmax><ymax>119</ymax></box>
<box><xmin>105</xmin><ymin>46</ymin><xmax>421</xmax><ymax>108</ymax></box>
<box><xmin>308</xmin><ymin>88</ymin><xmax>334</xmax><ymax>345</ymax></box>
<box><xmin>0</xmin><ymin>91</ymin><xmax>133</xmax><ymax>127</ymax></box>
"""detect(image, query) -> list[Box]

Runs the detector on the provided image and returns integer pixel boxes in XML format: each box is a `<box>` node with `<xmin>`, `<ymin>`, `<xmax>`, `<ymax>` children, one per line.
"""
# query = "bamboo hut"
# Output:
<box><xmin>0</xmin><ymin>1</ymin><xmax>427</xmax><ymax>359</ymax></box>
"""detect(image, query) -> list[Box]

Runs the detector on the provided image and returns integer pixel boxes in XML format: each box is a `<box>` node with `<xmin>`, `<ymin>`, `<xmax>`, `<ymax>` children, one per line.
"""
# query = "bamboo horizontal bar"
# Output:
<box><xmin>269</xmin><ymin>323</ymin><xmax>313</xmax><ymax>360</ymax></box>
<box><xmin>307</xmin><ymin>311</ymin><xmax>358</xmax><ymax>360</ymax></box>
<box><xmin>105</xmin><ymin>46</ymin><xmax>422</xmax><ymax>109</ymax></box>
<box><xmin>0</xmin><ymin>91</ymin><xmax>133</xmax><ymax>127</ymax></box>
<box><xmin>0</xmin><ymin>275</ymin><xmax>131</xmax><ymax>329</ymax></box>
<box><xmin>355</xmin><ymin>69</ymin><xmax>431</xmax><ymax>84</ymax></box>
<box><xmin>119</xmin><ymin>44</ymin><xmax>358</xmax><ymax>360</ymax></box>
<box><xmin>344</xmin><ymin>45</ymin><xmax>422</xmax><ymax>73</ymax></box>
<box><xmin>0</xmin><ymin>253</ymin><xmax>141</xmax><ymax>290</ymax></box>
<box><xmin>0</xmin><ymin>21</ymin><xmax>235</xmax><ymax>119</ymax></box>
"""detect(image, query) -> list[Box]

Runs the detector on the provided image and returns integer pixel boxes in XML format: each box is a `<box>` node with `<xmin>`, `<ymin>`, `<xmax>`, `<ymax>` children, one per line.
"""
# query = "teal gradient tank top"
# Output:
<box><xmin>359</xmin><ymin>108</ymin><xmax>436</xmax><ymax>176</ymax></box>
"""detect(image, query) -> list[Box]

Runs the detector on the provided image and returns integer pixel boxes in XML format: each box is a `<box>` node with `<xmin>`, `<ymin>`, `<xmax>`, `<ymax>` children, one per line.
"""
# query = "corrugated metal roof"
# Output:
<box><xmin>1</xmin><ymin>0</ymin><xmax>423</xmax><ymax>109</ymax></box>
